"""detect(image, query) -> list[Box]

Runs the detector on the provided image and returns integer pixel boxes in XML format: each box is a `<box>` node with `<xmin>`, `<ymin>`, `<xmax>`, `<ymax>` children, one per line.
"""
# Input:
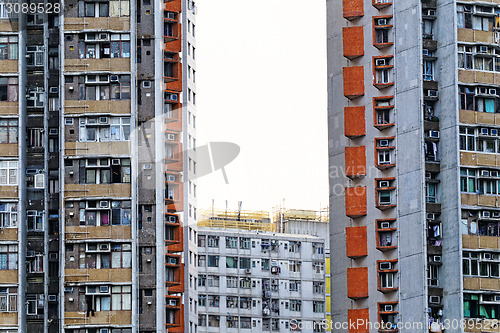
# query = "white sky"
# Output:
<box><xmin>196</xmin><ymin>0</ymin><xmax>328</xmax><ymax>214</ymax></box>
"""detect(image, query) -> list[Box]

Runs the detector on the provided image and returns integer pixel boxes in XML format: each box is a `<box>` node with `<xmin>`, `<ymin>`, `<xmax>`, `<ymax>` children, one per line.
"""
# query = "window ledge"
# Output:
<box><xmin>374</xmin><ymin>42</ymin><xmax>393</xmax><ymax>49</ymax></box>
<box><xmin>376</xmin><ymin>163</ymin><xmax>395</xmax><ymax>170</ymax></box>
<box><xmin>374</xmin><ymin>123</ymin><xmax>395</xmax><ymax>130</ymax></box>
<box><xmin>376</xmin><ymin>245</ymin><xmax>397</xmax><ymax>252</ymax></box>
<box><xmin>374</xmin><ymin>82</ymin><xmax>394</xmax><ymax>90</ymax></box>
<box><xmin>376</xmin><ymin>204</ymin><xmax>396</xmax><ymax>211</ymax></box>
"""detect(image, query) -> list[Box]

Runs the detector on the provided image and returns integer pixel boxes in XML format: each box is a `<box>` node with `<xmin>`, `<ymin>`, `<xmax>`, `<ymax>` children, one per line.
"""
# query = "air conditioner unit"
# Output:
<box><xmin>481</xmin><ymin>128</ymin><xmax>490</xmax><ymax>135</ymax></box>
<box><xmin>49</xmin><ymin>253</ymin><xmax>58</xmax><ymax>260</ymax></box>
<box><xmin>482</xmin><ymin>211</ymin><xmax>492</xmax><ymax>218</ymax></box>
<box><xmin>423</xmin><ymin>49</ymin><xmax>429</xmax><ymax>56</ymax></box>
<box><xmin>168</xmin><ymin>94</ymin><xmax>178</xmax><ymax>101</ymax></box>
<box><xmin>99</xmin><ymin>243</ymin><xmax>110</xmax><ymax>251</ymax></box>
<box><xmin>377</xmin><ymin>19</ymin><xmax>387</xmax><ymax>26</ymax></box>
<box><xmin>98</xmin><ymin>116</ymin><xmax>109</xmax><ymax>124</ymax></box>
<box><xmin>484</xmin><ymin>253</ymin><xmax>493</xmax><ymax>260</ymax></box>
<box><xmin>478</xmin><ymin>87</ymin><xmax>489</xmax><ymax>94</ymax></box>
<box><xmin>167</xmin><ymin>175</ymin><xmax>176</xmax><ymax>182</ymax></box>
<box><xmin>167</xmin><ymin>134</ymin><xmax>175</xmax><ymax>141</ymax></box>
<box><xmin>379</xmin><ymin>139</ymin><xmax>389</xmax><ymax>147</ymax></box>
<box><xmin>64</xmin><ymin>287</ymin><xmax>73</xmax><ymax>293</ymax></box>
<box><xmin>27</xmin><ymin>210</ymin><xmax>38</xmax><ymax>216</ymax></box>
<box><xmin>425</xmin><ymin>9</ymin><xmax>436</xmax><ymax>16</ymax></box>
<box><xmin>48</xmin><ymin>295</ymin><xmax>57</xmax><ymax>302</ymax></box>
<box><xmin>429</xmin><ymin>130</ymin><xmax>439</xmax><ymax>138</ymax></box>
<box><xmin>168</xmin><ymin>257</ymin><xmax>177</xmax><ymax>265</ymax></box>
<box><xmin>110</xmin><ymin>75</ymin><xmax>119</xmax><ymax>82</ymax></box>
<box><xmin>480</xmin><ymin>46</ymin><xmax>489</xmax><ymax>53</ymax></box>
<box><xmin>427</xmin><ymin>90</ymin><xmax>438</xmax><ymax>97</ymax></box>
<box><xmin>112</xmin><ymin>159</ymin><xmax>121</xmax><ymax>165</ymax></box>
<box><xmin>495</xmin><ymin>296</ymin><xmax>500</xmax><ymax>302</ymax></box>
<box><xmin>98</xmin><ymin>33</ymin><xmax>109</xmax><ymax>41</ymax></box>
<box><xmin>427</xmin><ymin>213</ymin><xmax>436</xmax><ymax>220</ymax></box>
<box><xmin>49</xmin><ymin>128</ymin><xmax>58</xmax><ymax>135</ymax></box>
<box><xmin>490</xmin><ymin>89</ymin><xmax>497</xmax><ymax>95</ymax></box>
<box><xmin>492</xmin><ymin>129</ymin><xmax>499</xmax><ymax>136</ymax></box>
<box><xmin>380</xmin><ymin>222</ymin><xmax>390</xmax><ymax>229</ymax></box>
<box><xmin>433</xmin><ymin>256</ymin><xmax>442</xmax><ymax>262</ymax></box>
<box><xmin>492</xmin><ymin>171</ymin><xmax>499</xmax><ymax>178</ymax></box>
<box><xmin>49</xmin><ymin>87</ymin><xmax>58</xmax><ymax>94</ymax></box>
<box><xmin>168</xmin><ymin>216</ymin><xmax>176</xmax><ymax>223</ymax></box>
<box><xmin>429</xmin><ymin>296</ymin><xmax>440</xmax><ymax>304</ymax></box>
<box><xmin>100</xmin><ymin>329</ymin><xmax>109</xmax><ymax>333</ymax></box>
<box><xmin>142</xmin><ymin>80</ymin><xmax>152</xmax><ymax>88</ymax></box>
<box><xmin>425</xmin><ymin>172</ymin><xmax>432</xmax><ymax>179</ymax></box>
<box><xmin>493</xmin><ymin>211</ymin><xmax>500</xmax><ymax>218</ymax></box>
<box><xmin>375</xmin><ymin>59</ymin><xmax>387</xmax><ymax>66</ymax></box>
<box><xmin>379</xmin><ymin>181</ymin><xmax>390</xmax><ymax>188</ymax></box>
<box><xmin>100</xmin><ymin>286</ymin><xmax>109</xmax><ymax>293</ymax></box>
<box><xmin>245</xmin><ymin>269</ymin><xmax>251</xmax><ymax>274</ymax></box>
<box><xmin>27</xmin><ymin>250</ymin><xmax>36</xmax><ymax>257</ymax></box>
<box><xmin>166</xmin><ymin>12</ymin><xmax>176</xmax><ymax>20</ymax></box>
<box><xmin>482</xmin><ymin>170</ymin><xmax>490</xmax><ymax>177</ymax></box>
<box><xmin>379</xmin><ymin>262</ymin><xmax>392</xmax><ymax>270</ymax></box>
<box><xmin>384</xmin><ymin>305</ymin><xmax>393</xmax><ymax>312</ymax></box>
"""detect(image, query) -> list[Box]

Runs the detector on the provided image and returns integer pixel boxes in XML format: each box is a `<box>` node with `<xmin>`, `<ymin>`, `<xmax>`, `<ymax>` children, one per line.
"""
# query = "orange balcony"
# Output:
<box><xmin>345</xmin><ymin>186</ymin><xmax>367</xmax><ymax>218</ymax></box>
<box><xmin>343</xmin><ymin>26</ymin><xmax>364</xmax><ymax>60</ymax></box>
<box><xmin>164</xmin><ymin>90</ymin><xmax>181</xmax><ymax>105</ymax></box>
<box><xmin>343</xmin><ymin>0</ymin><xmax>364</xmax><ymax>20</ymax></box>
<box><xmin>165</xmin><ymin>213</ymin><xmax>180</xmax><ymax>225</ymax></box>
<box><xmin>344</xmin><ymin>106</ymin><xmax>366</xmax><ymax>138</ymax></box>
<box><xmin>343</xmin><ymin>66</ymin><xmax>364</xmax><ymax>99</ymax></box>
<box><xmin>346</xmin><ymin>226</ymin><xmax>367</xmax><ymax>258</ymax></box>
<box><xmin>345</xmin><ymin>146</ymin><xmax>366</xmax><ymax>179</ymax></box>
<box><xmin>347</xmin><ymin>267</ymin><xmax>368</xmax><ymax>299</ymax></box>
<box><xmin>348</xmin><ymin>309</ymin><xmax>370</xmax><ymax>333</ymax></box>
<box><xmin>165</xmin><ymin>295</ymin><xmax>182</xmax><ymax>309</ymax></box>
<box><xmin>164</xmin><ymin>61</ymin><xmax>182</xmax><ymax>83</ymax></box>
<box><xmin>165</xmin><ymin>254</ymin><xmax>181</xmax><ymax>268</ymax></box>
<box><xmin>165</xmin><ymin>182</ymin><xmax>183</xmax><ymax>205</ymax></box>
<box><xmin>164</xmin><ymin>22</ymin><xmax>181</xmax><ymax>43</ymax></box>
<box><xmin>166</xmin><ymin>304</ymin><xmax>184</xmax><ymax>332</ymax></box>
<box><xmin>166</xmin><ymin>225</ymin><xmax>183</xmax><ymax>248</ymax></box>
<box><xmin>165</xmin><ymin>142</ymin><xmax>183</xmax><ymax>164</ymax></box>
<box><xmin>372</xmin><ymin>0</ymin><xmax>392</xmax><ymax>9</ymax></box>
<box><xmin>165</xmin><ymin>104</ymin><xmax>182</xmax><ymax>124</ymax></box>
<box><xmin>165</xmin><ymin>0</ymin><xmax>182</xmax><ymax>12</ymax></box>
<box><xmin>166</xmin><ymin>263</ymin><xmax>184</xmax><ymax>288</ymax></box>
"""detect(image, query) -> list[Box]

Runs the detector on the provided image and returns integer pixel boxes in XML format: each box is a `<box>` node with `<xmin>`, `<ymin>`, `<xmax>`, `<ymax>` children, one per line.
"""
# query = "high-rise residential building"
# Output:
<box><xmin>0</xmin><ymin>0</ymin><xmax>197</xmax><ymax>332</ymax></box>
<box><xmin>327</xmin><ymin>0</ymin><xmax>500</xmax><ymax>331</ymax></box>
<box><xmin>197</xmin><ymin>209</ymin><xmax>327</xmax><ymax>333</ymax></box>
<box><xmin>274</xmin><ymin>208</ymin><xmax>331</xmax><ymax>332</ymax></box>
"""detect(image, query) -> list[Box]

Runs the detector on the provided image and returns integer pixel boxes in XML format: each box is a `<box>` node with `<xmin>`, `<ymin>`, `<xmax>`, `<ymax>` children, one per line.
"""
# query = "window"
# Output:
<box><xmin>289</xmin><ymin>260</ymin><xmax>301</xmax><ymax>272</ymax></box>
<box><xmin>226</xmin><ymin>257</ymin><xmax>238</xmax><ymax>269</ymax></box>
<box><xmin>428</xmin><ymin>265</ymin><xmax>439</xmax><ymax>286</ymax></box>
<box><xmin>0</xmin><ymin>36</ymin><xmax>18</xmax><ymax>60</ymax></box>
<box><xmin>79</xmin><ymin>158</ymin><xmax>131</xmax><ymax>184</ymax></box>
<box><xmin>0</xmin><ymin>245</ymin><xmax>17</xmax><ymax>270</ymax></box>
<box><xmin>289</xmin><ymin>241</ymin><xmax>301</xmax><ymax>253</ymax></box>
<box><xmin>313</xmin><ymin>282</ymin><xmax>325</xmax><ymax>294</ymax></box>
<box><xmin>208</xmin><ymin>315</ymin><xmax>220</xmax><ymax>327</ymax></box>
<box><xmin>111</xmin><ymin>34</ymin><xmax>131</xmax><ymax>58</ymax></box>
<box><xmin>0</xmin><ymin>287</ymin><xmax>17</xmax><ymax>312</ymax></box>
<box><xmin>226</xmin><ymin>276</ymin><xmax>238</xmax><ymax>288</ymax></box>
<box><xmin>239</xmin><ymin>277</ymin><xmax>251</xmax><ymax>289</ymax></box>
<box><xmin>374</xmin><ymin>96</ymin><xmax>394</xmax><ymax>128</ymax></box>
<box><xmin>239</xmin><ymin>237</ymin><xmax>250</xmax><ymax>249</ymax></box>
<box><xmin>207</xmin><ymin>236</ymin><xmax>219</xmax><ymax>248</ymax></box>
<box><xmin>426</xmin><ymin>183</ymin><xmax>438</xmax><ymax>203</ymax></box>
<box><xmin>198</xmin><ymin>314</ymin><xmax>207</xmax><ymax>327</ymax></box>
<box><xmin>26</xmin><ymin>294</ymin><xmax>44</xmax><ymax>315</ymax></box>
<box><xmin>197</xmin><ymin>235</ymin><xmax>206</xmax><ymax>247</ymax></box>
<box><xmin>226</xmin><ymin>296</ymin><xmax>237</xmax><ymax>308</ymax></box>
<box><xmin>198</xmin><ymin>274</ymin><xmax>206</xmax><ymax>287</ymax></box>
<box><xmin>198</xmin><ymin>295</ymin><xmax>206</xmax><ymax>307</ymax></box>
<box><xmin>422</xmin><ymin>19</ymin><xmax>433</xmax><ymax>38</ymax></box>
<box><xmin>0</xmin><ymin>119</ymin><xmax>17</xmax><ymax>144</ymax></box>
<box><xmin>290</xmin><ymin>300</ymin><xmax>302</xmax><ymax>312</ymax></box>
<box><xmin>376</xmin><ymin>138</ymin><xmax>395</xmax><ymax>168</ymax></box>
<box><xmin>110</xmin><ymin>243</ymin><xmax>132</xmax><ymax>268</ymax></box>
<box><xmin>457</xmin><ymin>5</ymin><xmax>473</xmax><ymax>29</ymax></box>
<box><xmin>373</xmin><ymin>17</ymin><xmax>392</xmax><ymax>46</ymax></box>
<box><xmin>0</xmin><ymin>203</ymin><xmax>17</xmax><ymax>228</ymax></box>
<box><xmin>226</xmin><ymin>236</ymin><xmax>238</xmax><ymax>248</ymax></box>
<box><xmin>313</xmin><ymin>301</ymin><xmax>324</xmax><ymax>313</ymax></box>
<box><xmin>207</xmin><ymin>255</ymin><xmax>219</xmax><ymax>267</ymax></box>
<box><xmin>0</xmin><ymin>161</ymin><xmax>17</xmax><ymax>185</ymax></box>
<box><xmin>241</xmin><ymin>317</ymin><xmax>251</xmax><ymax>329</ymax></box>
<box><xmin>458</xmin><ymin>45</ymin><xmax>474</xmax><ymax>70</ymax></box>
<box><xmin>461</xmin><ymin>169</ymin><xmax>476</xmax><ymax>193</ymax></box>
<box><xmin>27</xmin><ymin>46</ymin><xmax>43</xmax><ymax>66</ymax></box>
<box><xmin>207</xmin><ymin>295</ymin><xmax>219</xmax><ymax>307</ymax></box>
<box><xmin>207</xmin><ymin>275</ymin><xmax>219</xmax><ymax>288</ymax></box>
<box><xmin>75</xmin><ymin>75</ymin><xmax>131</xmax><ymax>101</ymax></box>
<box><xmin>0</xmin><ymin>78</ymin><xmax>18</xmax><ymax>102</ymax></box>
<box><xmin>198</xmin><ymin>255</ymin><xmax>206</xmax><ymax>267</ymax></box>
<box><xmin>290</xmin><ymin>280</ymin><xmax>301</xmax><ymax>292</ymax></box>
<box><xmin>28</xmin><ymin>128</ymin><xmax>43</xmax><ymax>147</ymax></box>
<box><xmin>313</xmin><ymin>261</ymin><xmax>324</xmax><ymax>273</ymax></box>
<box><xmin>79</xmin><ymin>117</ymin><xmax>131</xmax><ymax>142</ymax></box>
<box><xmin>239</xmin><ymin>257</ymin><xmax>251</xmax><ymax>269</ymax></box>
<box><xmin>423</xmin><ymin>60</ymin><xmax>434</xmax><ymax>80</ymax></box>
<box><xmin>460</xmin><ymin>127</ymin><xmax>476</xmax><ymax>150</ymax></box>
<box><xmin>111</xmin><ymin>285</ymin><xmax>132</xmax><ymax>310</ymax></box>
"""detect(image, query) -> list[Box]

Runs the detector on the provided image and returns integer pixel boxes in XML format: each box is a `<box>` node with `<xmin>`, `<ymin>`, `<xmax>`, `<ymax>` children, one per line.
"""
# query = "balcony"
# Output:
<box><xmin>372</xmin><ymin>0</ymin><xmax>392</xmax><ymax>9</ymax></box>
<box><xmin>65</xmin><ymin>58</ymin><xmax>130</xmax><ymax>73</ymax></box>
<box><xmin>0</xmin><ymin>60</ymin><xmax>18</xmax><ymax>73</ymax></box>
<box><xmin>64</xmin><ymin>268</ymin><xmax>132</xmax><ymax>283</ymax></box>
<box><xmin>65</xmin><ymin>225</ymin><xmax>132</xmax><ymax>240</ymax></box>
<box><xmin>64</xmin><ymin>310</ymin><xmax>132</xmax><ymax>326</ymax></box>
<box><xmin>65</xmin><ymin>141</ymin><xmax>131</xmax><ymax>157</ymax></box>
<box><xmin>64</xmin><ymin>183</ymin><xmax>131</xmax><ymax>199</ymax></box>
<box><xmin>63</xmin><ymin>17</ymin><xmax>130</xmax><ymax>31</ymax></box>
<box><xmin>64</xmin><ymin>100</ymin><xmax>131</xmax><ymax>115</ymax></box>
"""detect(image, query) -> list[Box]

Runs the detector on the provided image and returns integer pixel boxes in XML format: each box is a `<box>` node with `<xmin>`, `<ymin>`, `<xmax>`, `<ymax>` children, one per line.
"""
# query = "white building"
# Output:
<box><xmin>196</xmin><ymin>228</ymin><xmax>327</xmax><ymax>333</ymax></box>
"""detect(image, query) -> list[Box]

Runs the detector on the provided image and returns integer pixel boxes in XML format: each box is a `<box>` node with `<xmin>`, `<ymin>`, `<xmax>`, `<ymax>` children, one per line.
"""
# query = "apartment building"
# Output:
<box><xmin>328</xmin><ymin>0</ymin><xmax>500</xmax><ymax>332</ymax></box>
<box><xmin>197</xmin><ymin>209</ymin><xmax>327</xmax><ymax>333</ymax></box>
<box><xmin>0</xmin><ymin>0</ymin><xmax>197</xmax><ymax>332</ymax></box>
<box><xmin>274</xmin><ymin>208</ymin><xmax>331</xmax><ymax>332</ymax></box>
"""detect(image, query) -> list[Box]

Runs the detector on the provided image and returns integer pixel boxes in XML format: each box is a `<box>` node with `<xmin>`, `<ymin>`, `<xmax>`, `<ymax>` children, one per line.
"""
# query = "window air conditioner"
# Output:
<box><xmin>379</xmin><ymin>139</ymin><xmax>389</xmax><ymax>147</ymax></box>
<box><xmin>425</xmin><ymin>9</ymin><xmax>436</xmax><ymax>16</ymax></box>
<box><xmin>433</xmin><ymin>256</ymin><xmax>441</xmax><ymax>262</ymax></box>
<box><xmin>384</xmin><ymin>305</ymin><xmax>393</xmax><ymax>312</ymax></box>
<box><xmin>429</xmin><ymin>130</ymin><xmax>439</xmax><ymax>138</ymax></box>
<box><xmin>112</xmin><ymin>159</ymin><xmax>121</xmax><ymax>165</ymax></box>
<box><xmin>481</xmin><ymin>128</ymin><xmax>490</xmax><ymax>135</ymax></box>
<box><xmin>100</xmin><ymin>286</ymin><xmax>109</xmax><ymax>293</ymax></box>
<box><xmin>429</xmin><ymin>296</ymin><xmax>440</xmax><ymax>304</ymax></box>
<box><xmin>427</xmin><ymin>213</ymin><xmax>435</xmax><ymax>220</ymax></box>
<box><xmin>375</xmin><ymin>59</ymin><xmax>387</xmax><ymax>66</ymax></box>
<box><xmin>492</xmin><ymin>129</ymin><xmax>499</xmax><ymax>136</ymax></box>
<box><xmin>427</xmin><ymin>90</ymin><xmax>438</xmax><ymax>97</ymax></box>
<box><xmin>168</xmin><ymin>299</ymin><xmax>177</xmax><ymax>306</ymax></box>
<box><xmin>380</xmin><ymin>222</ymin><xmax>390</xmax><ymax>229</ymax></box>
<box><xmin>110</xmin><ymin>75</ymin><xmax>119</xmax><ymax>82</ymax></box>
<box><xmin>379</xmin><ymin>181</ymin><xmax>390</xmax><ymax>188</ymax></box>
<box><xmin>377</xmin><ymin>19</ymin><xmax>387</xmax><ymax>26</ymax></box>
<box><xmin>166</xmin><ymin>12</ymin><xmax>176</xmax><ymax>20</ymax></box>
<box><xmin>493</xmin><ymin>211</ymin><xmax>500</xmax><ymax>218</ymax></box>
<box><xmin>484</xmin><ymin>253</ymin><xmax>492</xmax><ymax>260</ymax></box>
<box><xmin>423</xmin><ymin>49</ymin><xmax>429</xmax><ymax>56</ymax></box>
<box><xmin>492</xmin><ymin>171</ymin><xmax>499</xmax><ymax>178</ymax></box>
<box><xmin>142</xmin><ymin>80</ymin><xmax>152</xmax><ymax>88</ymax></box>
<box><xmin>99</xmin><ymin>201</ymin><xmax>109</xmax><ymax>208</ymax></box>
<box><xmin>99</xmin><ymin>243</ymin><xmax>110</xmax><ymax>251</ymax></box>
<box><xmin>48</xmin><ymin>295</ymin><xmax>57</xmax><ymax>302</ymax></box>
<box><xmin>482</xmin><ymin>211</ymin><xmax>491</xmax><ymax>218</ymax></box>
<box><xmin>480</xmin><ymin>46</ymin><xmax>489</xmax><ymax>53</ymax></box>
<box><xmin>167</xmin><ymin>134</ymin><xmax>175</xmax><ymax>141</ymax></box>
<box><xmin>99</xmin><ymin>116</ymin><xmax>109</xmax><ymax>124</ymax></box>
<box><xmin>167</xmin><ymin>175</ymin><xmax>176</xmax><ymax>182</ymax></box>
<box><xmin>169</xmin><ymin>216</ymin><xmax>177</xmax><ymax>223</ymax></box>
<box><xmin>482</xmin><ymin>170</ymin><xmax>490</xmax><ymax>177</ymax></box>
<box><xmin>379</xmin><ymin>262</ymin><xmax>392</xmax><ymax>270</ymax></box>
<box><xmin>168</xmin><ymin>94</ymin><xmax>178</xmax><ymax>101</ymax></box>
<box><xmin>49</xmin><ymin>87</ymin><xmax>58</xmax><ymax>94</ymax></box>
